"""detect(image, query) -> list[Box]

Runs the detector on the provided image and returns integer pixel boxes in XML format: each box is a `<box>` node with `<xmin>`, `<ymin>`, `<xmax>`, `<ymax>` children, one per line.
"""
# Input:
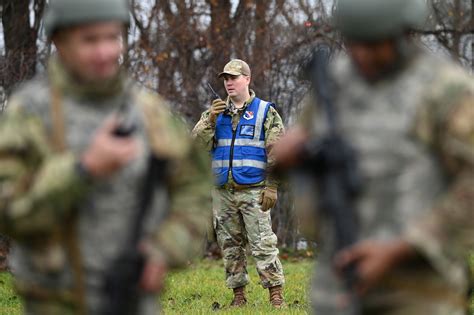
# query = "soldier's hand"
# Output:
<box><xmin>273</xmin><ymin>127</ymin><xmax>308</xmax><ymax>168</ymax></box>
<box><xmin>334</xmin><ymin>240</ymin><xmax>416</xmax><ymax>296</ymax></box>
<box><xmin>81</xmin><ymin>117</ymin><xmax>140</xmax><ymax>178</ymax></box>
<box><xmin>260</xmin><ymin>186</ymin><xmax>278</xmax><ymax>211</ymax></box>
<box><xmin>140</xmin><ymin>258</ymin><xmax>167</xmax><ymax>293</ymax></box>
<box><xmin>208</xmin><ymin>99</ymin><xmax>227</xmax><ymax>124</ymax></box>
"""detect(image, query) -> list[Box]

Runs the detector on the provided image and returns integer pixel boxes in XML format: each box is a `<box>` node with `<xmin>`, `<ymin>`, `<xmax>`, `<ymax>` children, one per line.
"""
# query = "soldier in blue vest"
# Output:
<box><xmin>193</xmin><ymin>59</ymin><xmax>286</xmax><ymax>308</ymax></box>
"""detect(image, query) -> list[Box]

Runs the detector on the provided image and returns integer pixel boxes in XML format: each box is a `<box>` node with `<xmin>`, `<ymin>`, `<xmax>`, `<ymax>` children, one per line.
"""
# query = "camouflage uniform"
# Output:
<box><xmin>192</xmin><ymin>90</ymin><xmax>285</xmax><ymax>289</ymax></box>
<box><xmin>298</xmin><ymin>47</ymin><xmax>474</xmax><ymax>314</ymax></box>
<box><xmin>0</xmin><ymin>57</ymin><xmax>212</xmax><ymax>314</ymax></box>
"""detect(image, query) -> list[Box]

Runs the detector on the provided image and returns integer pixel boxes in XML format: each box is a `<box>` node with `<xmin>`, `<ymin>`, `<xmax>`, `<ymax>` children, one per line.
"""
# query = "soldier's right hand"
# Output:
<box><xmin>334</xmin><ymin>240</ymin><xmax>416</xmax><ymax>295</ymax></box>
<box><xmin>208</xmin><ymin>99</ymin><xmax>227</xmax><ymax>124</ymax></box>
<box><xmin>81</xmin><ymin>117</ymin><xmax>140</xmax><ymax>178</ymax></box>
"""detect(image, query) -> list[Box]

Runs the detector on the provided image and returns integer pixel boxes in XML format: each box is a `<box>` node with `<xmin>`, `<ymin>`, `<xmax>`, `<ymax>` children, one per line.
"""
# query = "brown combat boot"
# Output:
<box><xmin>269</xmin><ymin>285</ymin><xmax>285</xmax><ymax>308</ymax></box>
<box><xmin>230</xmin><ymin>286</ymin><xmax>247</xmax><ymax>307</ymax></box>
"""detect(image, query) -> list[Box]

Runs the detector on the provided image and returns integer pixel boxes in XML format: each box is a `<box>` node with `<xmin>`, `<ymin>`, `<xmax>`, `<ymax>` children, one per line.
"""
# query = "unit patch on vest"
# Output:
<box><xmin>243</xmin><ymin>111</ymin><xmax>254</xmax><ymax>120</ymax></box>
<box><xmin>240</xmin><ymin>125</ymin><xmax>255</xmax><ymax>137</ymax></box>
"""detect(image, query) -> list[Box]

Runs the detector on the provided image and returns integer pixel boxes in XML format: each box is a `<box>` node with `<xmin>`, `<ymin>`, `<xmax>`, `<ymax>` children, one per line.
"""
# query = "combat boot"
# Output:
<box><xmin>230</xmin><ymin>286</ymin><xmax>247</xmax><ymax>307</ymax></box>
<box><xmin>269</xmin><ymin>285</ymin><xmax>285</xmax><ymax>308</ymax></box>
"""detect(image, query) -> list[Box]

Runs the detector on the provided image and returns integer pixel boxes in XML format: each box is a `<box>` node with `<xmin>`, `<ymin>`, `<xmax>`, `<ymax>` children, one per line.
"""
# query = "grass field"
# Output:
<box><xmin>0</xmin><ymin>258</ymin><xmax>313</xmax><ymax>315</ymax></box>
<box><xmin>161</xmin><ymin>258</ymin><xmax>312</xmax><ymax>314</ymax></box>
<box><xmin>0</xmin><ymin>271</ymin><xmax>22</xmax><ymax>315</ymax></box>
<box><xmin>1</xmin><ymin>256</ymin><xmax>473</xmax><ymax>315</ymax></box>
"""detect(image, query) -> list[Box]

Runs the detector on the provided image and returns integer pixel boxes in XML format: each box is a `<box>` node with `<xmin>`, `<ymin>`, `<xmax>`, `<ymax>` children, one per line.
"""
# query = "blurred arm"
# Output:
<box><xmin>0</xmin><ymin>100</ymin><xmax>89</xmax><ymax>239</ymax></box>
<box><xmin>191</xmin><ymin>109</ymin><xmax>216</xmax><ymax>152</ymax></box>
<box><xmin>405</xmin><ymin>73</ymin><xmax>474</xmax><ymax>282</ymax></box>
<box><xmin>264</xmin><ymin>106</ymin><xmax>285</xmax><ymax>188</ymax></box>
<box><xmin>149</xmin><ymin>113</ymin><xmax>213</xmax><ymax>268</ymax></box>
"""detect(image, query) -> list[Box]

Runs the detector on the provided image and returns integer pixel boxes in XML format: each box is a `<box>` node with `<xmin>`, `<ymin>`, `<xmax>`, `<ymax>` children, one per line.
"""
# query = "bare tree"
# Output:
<box><xmin>126</xmin><ymin>0</ymin><xmax>337</xmax><ymax>247</ymax></box>
<box><xmin>127</xmin><ymin>0</ymin><xmax>335</xmax><ymax>122</ymax></box>
<box><xmin>0</xmin><ymin>0</ymin><xmax>46</xmax><ymax>270</ymax></box>
<box><xmin>1</xmin><ymin>0</ymin><xmax>45</xmax><ymax>96</ymax></box>
<box><xmin>426</xmin><ymin>0</ymin><xmax>473</xmax><ymax>70</ymax></box>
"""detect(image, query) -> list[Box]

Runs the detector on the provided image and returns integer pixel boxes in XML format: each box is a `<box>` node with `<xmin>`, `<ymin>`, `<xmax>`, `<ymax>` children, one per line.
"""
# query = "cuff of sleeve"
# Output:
<box><xmin>7</xmin><ymin>153</ymin><xmax>91</xmax><ymax>235</ymax></box>
<box><xmin>32</xmin><ymin>153</ymin><xmax>91</xmax><ymax>199</ymax></box>
<box><xmin>205</xmin><ymin>117</ymin><xmax>216</xmax><ymax>128</ymax></box>
<box><xmin>265</xmin><ymin>179</ymin><xmax>279</xmax><ymax>190</ymax></box>
<box><xmin>404</xmin><ymin>226</ymin><xmax>467</xmax><ymax>290</ymax></box>
<box><xmin>74</xmin><ymin>159</ymin><xmax>94</xmax><ymax>184</ymax></box>
<box><xmin>34</xmin><ymin>154</ymin><xmax>91</xmax><ymax>210</ymax></box>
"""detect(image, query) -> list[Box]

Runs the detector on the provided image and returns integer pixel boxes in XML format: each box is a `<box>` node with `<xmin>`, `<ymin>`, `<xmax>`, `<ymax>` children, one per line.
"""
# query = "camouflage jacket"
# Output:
<box><xmin>192</xmin><ymin>90</ymin><xmax>285</xmax><ymax>188</ymax></box>
<box><xmin>298</xmin><ymin>48</ymin><xmax>474</xmax><ymax>314</ymax></box>
<box><xmin>0</xmin><ymin>58</ymin><xmax>212</xmax><ymax>314</ymax></box>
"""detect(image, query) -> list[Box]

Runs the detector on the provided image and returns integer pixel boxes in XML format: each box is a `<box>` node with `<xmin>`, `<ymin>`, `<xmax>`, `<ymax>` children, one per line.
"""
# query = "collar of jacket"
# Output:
<box><xmin>227</xmin><ymin>89</ymin><xmax>256</xmax><ymax>114</ymax></box>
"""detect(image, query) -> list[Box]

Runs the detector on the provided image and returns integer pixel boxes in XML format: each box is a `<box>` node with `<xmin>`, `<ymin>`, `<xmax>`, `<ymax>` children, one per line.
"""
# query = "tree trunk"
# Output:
<box><xmin>1</xmin><ymin>0</ymin><xmax>40</xmax><ymax>94</ymax></box>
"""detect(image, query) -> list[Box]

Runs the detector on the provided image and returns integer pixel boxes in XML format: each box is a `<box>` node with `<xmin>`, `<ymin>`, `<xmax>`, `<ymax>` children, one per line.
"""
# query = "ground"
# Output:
<box><xmin>1</xmin><ymin>256</ymin><xmax>473</xmax><ymax>314</ymax></box>
<box><xmin>0</xmin><ymin>258</ymin><xmax>313</xmax><ymax>315</ymax></box>
<box><xmin>161</xmin><ymin>258</ymin><xmax>312</xmax><ymax>314</ymax></box>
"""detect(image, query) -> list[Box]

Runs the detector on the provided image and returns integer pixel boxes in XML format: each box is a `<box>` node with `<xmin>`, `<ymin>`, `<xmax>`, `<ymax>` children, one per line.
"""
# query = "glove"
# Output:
<box><xmin>260</xmin><ymin>186</ymin><xmax>278</xmax><ymax>211</ymax></box>
<box><xmin>208</xmin><ymin>99</ymin><xmax>227</xmax><ymax>124</ymax></box>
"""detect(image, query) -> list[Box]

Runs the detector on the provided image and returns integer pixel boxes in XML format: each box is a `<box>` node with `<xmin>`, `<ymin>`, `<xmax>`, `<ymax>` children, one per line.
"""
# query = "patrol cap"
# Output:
<box><xmin>218</xmin><ymin>59</ymin><xmax>251</xmax><ymax>78</ymax></box>
<box><xmin>334</xmin><ymin>0</ymin><xmax>429</xmax><ymax>41</ymax></box>
<box><xmin>44</xmin><ymin>0</ymin><xmax>130</xmax><ymax>37</ymax></box>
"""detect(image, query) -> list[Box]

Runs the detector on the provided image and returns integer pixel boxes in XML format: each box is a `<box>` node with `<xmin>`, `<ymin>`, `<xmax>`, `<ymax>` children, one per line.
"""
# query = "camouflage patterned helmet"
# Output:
<box><xmin>334</xmin><ymin>0</ymin><xmax>429</xmax><ymax>41</ymax></box>
<box><xmin>44</xmin><ymin>0</ymin><xmax>130</xmax><ymax>37</ymax></box>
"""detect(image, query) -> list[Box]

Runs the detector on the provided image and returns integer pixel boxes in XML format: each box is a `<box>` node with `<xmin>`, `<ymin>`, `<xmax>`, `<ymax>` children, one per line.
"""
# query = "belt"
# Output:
<box><xmin>219</xmin><ymin>183</ymin><xmax>262</xmax><ymax>191</ymax></box>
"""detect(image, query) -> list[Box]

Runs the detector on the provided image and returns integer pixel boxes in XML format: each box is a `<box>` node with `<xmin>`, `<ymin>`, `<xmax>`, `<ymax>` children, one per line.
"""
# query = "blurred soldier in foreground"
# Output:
<box><xmin>192</xmin><ymin>60</ymin><xmax>286</xmax><ymax>307</ymax></box>
<box><xmin>0</xmin><ymin>0</ymin><xmax>212</xmax><ymax>314</ymax></box>
<box><xmin>274</xmin><ymin>0</ymin><xmax>474</xmax><ymax>314</ymax></box>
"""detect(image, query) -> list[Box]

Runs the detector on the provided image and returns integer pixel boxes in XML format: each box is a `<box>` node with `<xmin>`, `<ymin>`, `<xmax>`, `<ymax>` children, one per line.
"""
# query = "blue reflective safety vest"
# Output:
<box><xmin>212</xmin><ymin>97</ymin><xmax>273</xmax><ymax>186</ymax></box>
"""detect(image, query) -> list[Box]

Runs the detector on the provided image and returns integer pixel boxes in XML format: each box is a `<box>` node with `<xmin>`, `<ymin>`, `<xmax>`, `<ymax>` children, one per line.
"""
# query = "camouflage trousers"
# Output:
<box><xmin>212</xmin><ymin>186</ymin><xmax>285</xmax><ymax>289</ymax></box>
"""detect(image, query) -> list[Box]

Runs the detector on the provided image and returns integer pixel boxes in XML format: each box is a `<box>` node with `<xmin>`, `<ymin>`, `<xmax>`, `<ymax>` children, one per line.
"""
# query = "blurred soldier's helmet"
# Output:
<box><xmin>44</xmin><ymin>0</ymin><xmax>130</xmax><ymax>37</ymax></box>
<box><xmin>335</xmin><ymin>0</ymin><xmax>429</xmax><ymax>41</ymax></box>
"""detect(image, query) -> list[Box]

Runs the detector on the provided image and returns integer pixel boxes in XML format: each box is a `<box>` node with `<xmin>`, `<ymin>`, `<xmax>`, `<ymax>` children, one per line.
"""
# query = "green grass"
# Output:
<box><xmin>1</xmin><ymin>257</ymin><xmax>473</xmax><ymax>314</ymax></box>
<box><xmin>0</xmin><ymin>258</ymin><xmax>313</xmax><ymax>315</ymax></box>
<box><xmin>0</xmin><ymin>272</ymin><xmax>22</xmax><ymax>315</ymax></box>
<box><xmin>161</xmin><ymin>258</ymin><xmax>312</xmax><ymax>314</ymax></box>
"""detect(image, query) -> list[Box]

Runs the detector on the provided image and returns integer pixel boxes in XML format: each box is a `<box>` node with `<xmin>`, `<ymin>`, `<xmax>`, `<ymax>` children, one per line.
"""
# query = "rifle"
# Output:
<box><xmin>102</xmin><ymin>101</ymin><xmax>168</xmax><ymax>315</ymax></box>
<box><xmin>301</xmin><ymin>45</ymin><xmax>362</xmax><ymax>314</ymax></box>
<box><xmin>113</xmin><ymin>105</ymin><xmax>136</xmax><ymax>137</ymax></box>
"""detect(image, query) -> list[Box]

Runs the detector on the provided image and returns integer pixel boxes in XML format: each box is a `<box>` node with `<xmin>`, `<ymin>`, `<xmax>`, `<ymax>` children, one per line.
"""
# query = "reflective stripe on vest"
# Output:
<box><xmin>212</xmin><ymin>97</ymin><xmax>271</xmax><ymax>186</ymax></box>
<box><xmin>212</xmin><ymin>159</ymin><xmax>267</xmax><ymax>169</ymax></box>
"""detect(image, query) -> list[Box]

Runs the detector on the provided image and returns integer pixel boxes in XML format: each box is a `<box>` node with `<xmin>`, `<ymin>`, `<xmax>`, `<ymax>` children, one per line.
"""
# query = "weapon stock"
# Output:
<box><xmin>302</xmin><ymin>45</ymin><xmax>362</xmax><ymax>315</ymax></box>
<box><xmin>102</xmin><ymin>155</ymin><xmax>168</xmax><ymax>315</ymax></box>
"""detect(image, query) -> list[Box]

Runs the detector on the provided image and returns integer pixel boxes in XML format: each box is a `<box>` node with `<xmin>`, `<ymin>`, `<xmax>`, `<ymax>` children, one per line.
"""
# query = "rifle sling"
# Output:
<box><xmin>50</xmin><ymin>86</ymin><xmax>87</xmax><ymax>315</ymax></box>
